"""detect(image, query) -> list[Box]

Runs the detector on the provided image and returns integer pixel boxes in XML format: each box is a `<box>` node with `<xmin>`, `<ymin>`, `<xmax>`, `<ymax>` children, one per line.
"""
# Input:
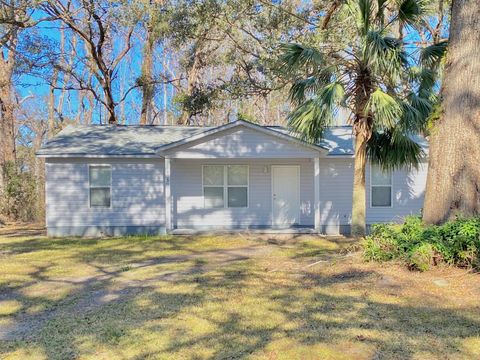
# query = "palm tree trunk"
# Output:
<box><xmin>351</xmin><ymin>130</ymin><xmax>368</xmax><ymax>236</ymax></box>
<box><xmin>423</xmin><ymin>0</ymin><xmax>480</xmax><ymax>223</ymax></box>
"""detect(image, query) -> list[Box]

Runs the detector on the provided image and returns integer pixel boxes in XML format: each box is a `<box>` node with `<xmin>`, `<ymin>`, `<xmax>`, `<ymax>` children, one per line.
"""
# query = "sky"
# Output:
<box><xmin>16</xmin><ymin>9</ymin><xmax>174</xmax><ymax>126</ymax></box>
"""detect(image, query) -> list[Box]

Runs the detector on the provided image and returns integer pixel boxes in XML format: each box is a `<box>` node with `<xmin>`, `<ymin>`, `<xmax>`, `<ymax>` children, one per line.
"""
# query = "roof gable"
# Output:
<box><xmin>158</xmin><ymin>120</ymin><xmax>328</xmax><ymax>157</ymax></box>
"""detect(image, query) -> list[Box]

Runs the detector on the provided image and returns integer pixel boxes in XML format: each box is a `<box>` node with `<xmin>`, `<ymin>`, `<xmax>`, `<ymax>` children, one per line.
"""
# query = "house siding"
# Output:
<box><xmin>171</xmin><ymin>159</ymin><xmax>314</xmax><ymax>229</ymax></box>
<box><xmin>40</xmin><ymin>122</ymin><xmax>430</xmax><ymax>237</ymax></box>
<box><xmin>45</xmin><ymin>158</ymin><xmax>165</xmax><ymax>236</ymax></box>
<box><xmin>164</xmin><ymin>127</ymin><xmax>320</xmax><ymax>159</ymax></box>
<box><xmin>366</xmin><ymin>161</ymin><xmax>427</xmax><ymax>223</ymax></box>
<box><xmin>319</xmin><ymin>158</ymin><xmax>354</xmax><ymax>234</ymax></box>
<box><xmin>43</xmin><ymin>157</ymin><xmax>427</xmax><ymax>236</ymax></box>
<box><xmin>318</xmin><ymin>158</ymin><xmax>428</xmax><ymax>234</ymax></box>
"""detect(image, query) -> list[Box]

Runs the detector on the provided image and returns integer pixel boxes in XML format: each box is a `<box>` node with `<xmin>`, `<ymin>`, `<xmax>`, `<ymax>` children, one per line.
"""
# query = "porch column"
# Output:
<box><xmin>314</xmin><ymin>157</ymin><xmax>321</xmax><ymax>232</ymax></box>
<box><xmin>165</xmin><ymin>157</ymin><xmax>172</xmax><ymax>233</ymax></box>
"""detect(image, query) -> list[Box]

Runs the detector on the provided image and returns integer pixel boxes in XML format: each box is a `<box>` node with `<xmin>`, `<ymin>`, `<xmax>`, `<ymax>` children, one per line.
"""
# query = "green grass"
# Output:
<box><xmin>0</xmin><ymin>230</ymin><xmax>479</xmax><ymax>359</ymax></box>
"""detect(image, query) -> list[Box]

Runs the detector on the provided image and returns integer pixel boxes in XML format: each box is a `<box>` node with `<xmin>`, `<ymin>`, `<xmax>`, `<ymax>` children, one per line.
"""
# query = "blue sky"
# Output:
<box><xmin>16</xmin><ymin>10</ymin><xmax>175</xmax><ymax>125</ymax></box>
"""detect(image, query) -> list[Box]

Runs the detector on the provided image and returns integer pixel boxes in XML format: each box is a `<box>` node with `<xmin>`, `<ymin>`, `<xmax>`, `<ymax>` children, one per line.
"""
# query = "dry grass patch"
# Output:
<box><xmin>0</xmin><ymin>229</ymin><xmax>479</xmax><ymax>359</ymax></box>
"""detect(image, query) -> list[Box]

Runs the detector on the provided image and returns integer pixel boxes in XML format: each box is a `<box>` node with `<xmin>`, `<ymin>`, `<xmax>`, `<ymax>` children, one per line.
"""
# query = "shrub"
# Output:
<box><xmin>362</xmin><ymin>215</ymin><xmax>480</xmax><ymax>271</ymax></box>
<box><xmin>408</xmin><ymin>243</ymin><xmax>435</xmax><ymax>272</ymax></box>
<box><xmin>0</xmin><ymin>162</ymin><xmax>39</xmax><ymax>222</ymax></box>
<box><xmin>363</xmin><ymin>223</ymin><xmax>403</xmax><ymax>262</ymax></box>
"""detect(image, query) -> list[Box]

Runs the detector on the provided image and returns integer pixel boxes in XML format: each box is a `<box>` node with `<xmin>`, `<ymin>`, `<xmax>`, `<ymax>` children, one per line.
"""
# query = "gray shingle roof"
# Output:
<box><xmin>37</xmin><ymin>125</ymin><xmax>209</xmax><ymax>156</ymax></box>
<box><xmin>267</xmin><ymin>126</ymin><xmax>356</xmax><ymax>156</ymax></box>
<box><xmin>37</xmin><ymin>123</ymin><xmax>428</xmax><ymax>157</ymax></box>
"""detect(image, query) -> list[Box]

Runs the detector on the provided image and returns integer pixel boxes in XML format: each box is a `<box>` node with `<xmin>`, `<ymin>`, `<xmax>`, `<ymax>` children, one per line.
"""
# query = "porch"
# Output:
<box><xmin>158</xmin><ymin>120</ymin><xmax>327</xmax><ymax>234</ymax></box>
<box><xmin>164</xmin><ymin>158</ymin><xmax>321</xmax><ymax>233</ymax></box>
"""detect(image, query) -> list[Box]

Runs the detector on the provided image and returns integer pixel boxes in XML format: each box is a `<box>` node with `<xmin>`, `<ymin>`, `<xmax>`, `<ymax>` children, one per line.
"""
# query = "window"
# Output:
<box><xmin>371</xmin><ymin>164</ymin><xmax>392</xmax><ymax>207</ymax></box>
<box><xmin>203</xmin><ymin>165</ymin><xmax>248</xmax><ymax>208</ymax></box>
<box><xmin>89</xmin><ymin>165</ymin><xmax>111</xmax><ymax>208</ymax></box>
<box><xmin>227</xmin><ymin>165</ymin><xmax>248</xmax><ymax>207</ymax></box>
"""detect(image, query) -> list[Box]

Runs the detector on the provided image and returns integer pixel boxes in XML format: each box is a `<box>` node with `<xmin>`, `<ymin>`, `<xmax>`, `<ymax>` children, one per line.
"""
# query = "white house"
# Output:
<box><xmin>37</xmin><ymin>120</ymin><xmax>428</xmax><ymax>237</ymax></box>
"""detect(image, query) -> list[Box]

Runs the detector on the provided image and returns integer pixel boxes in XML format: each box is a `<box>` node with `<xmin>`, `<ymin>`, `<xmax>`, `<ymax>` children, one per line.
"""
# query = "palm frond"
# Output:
<box><xmin>349</xmin><ymin>0</ymin><xmax>373</xmax><ymax>34</ymax></box>
<box><xmin>417</xmin><ymin>68</ymin><xmax>437</xmax><ymax>97</ymax></box>
<box><xmin>420</xmin><ymin>40</ymin><xmax>448</xmax><ymax>68</ymax></box>
<box><xmin>289</xmin><ymin>77</ymin><xmax>319</xmax><ymax>107</ymax></box>
<box><xmin>288</xmin><ymin>82</ymin><xmax>345</xmax><ymax>143</ymax></box>
<box><xmin>366</xmin><ymin>88</ymin><xmax>402</xmax><ymax>129</ymax></box>
<box><xmin>399</xmin><ymin>101</ymin><xmax>423</xmax><ymax>133</ymax></box>
<box><xmin>278</xmin><ymin>43</ymin><xmax>325</xmax><ymax>75</ymax></box>
<box><xmin>359</xmin><ymin>0</ymin><xmax>372</xmax><ymax>34</ymax></box>
<box><xmin>364</xmin><ymin>30</ymin><xmax>407</xmax><ymax>78</ymax></box>
<box><xmin>398</xmin><ymin>0</ymin><xmax>428</xmax><ymax>27</ymax></box>
<box><xmin>406</xmin><ymin>92</ymin><xmax>433</xmax><ymax>121</ymax></box>
<box><xmin>367</xmin><ymin>129</ymin><xmax>425</xmax><ymax>170</ymax></box>
<box><xmin>288</xmin><ymin>71</ymin><xmax>333</xmax><ymax>106</ymax></box>
<box><xmin>408</xmin><ymin>66</ymin><xmax>439</xmax><ymax>99</ymax></box>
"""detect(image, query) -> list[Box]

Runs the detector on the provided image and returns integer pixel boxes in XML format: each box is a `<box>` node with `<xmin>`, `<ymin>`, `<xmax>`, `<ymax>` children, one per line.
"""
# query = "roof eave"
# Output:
<box><xmin>36</xmin><ymin>153</ymin><xmax>161</xmax><ymax>158</ymax></box>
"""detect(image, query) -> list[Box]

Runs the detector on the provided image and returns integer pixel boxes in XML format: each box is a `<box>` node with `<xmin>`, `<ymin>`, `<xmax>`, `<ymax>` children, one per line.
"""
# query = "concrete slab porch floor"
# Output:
<box><xmin>170</xmin><ymin>227</ymin><xmax>318</xmax><ymax>235</ymax></box>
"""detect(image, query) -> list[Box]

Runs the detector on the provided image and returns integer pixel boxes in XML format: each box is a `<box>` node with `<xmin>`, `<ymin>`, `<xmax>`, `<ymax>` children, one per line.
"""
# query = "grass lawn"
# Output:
<box><xmin>0</xmin><ymin>226</ymin><xmax>479</xmax><ymax>359</ymax></box>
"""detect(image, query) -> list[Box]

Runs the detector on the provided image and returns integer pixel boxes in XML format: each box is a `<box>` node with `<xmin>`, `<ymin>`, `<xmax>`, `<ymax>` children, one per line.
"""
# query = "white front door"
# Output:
<box><xmin>272</xmin><ymin>165</ymin><xmax>300</xmax><ymax>227</ymax></box>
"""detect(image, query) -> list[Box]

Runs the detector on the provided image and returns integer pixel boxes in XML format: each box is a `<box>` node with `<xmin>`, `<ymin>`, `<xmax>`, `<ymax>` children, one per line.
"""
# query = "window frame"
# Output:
<box><xmin>202</xmin><ymin>165</ymin><xmax>249</xmax><ymax>209</ymax></box>
<box><xmin>88</xmin><ymin>164</ymin><xmax>112</xmax><ymax>209</ymax></box>
<box><xmin>370</xmin><ymin>163</ymin><xmax>393</xmax><ymax>208</ymax></box>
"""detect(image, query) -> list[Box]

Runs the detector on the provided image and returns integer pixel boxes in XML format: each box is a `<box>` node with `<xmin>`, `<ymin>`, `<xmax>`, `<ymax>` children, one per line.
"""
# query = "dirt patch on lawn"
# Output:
<box><xmin>0</xmin><ymin>223</ymin><xmax>46</xmax><ymax>238</ymax></box>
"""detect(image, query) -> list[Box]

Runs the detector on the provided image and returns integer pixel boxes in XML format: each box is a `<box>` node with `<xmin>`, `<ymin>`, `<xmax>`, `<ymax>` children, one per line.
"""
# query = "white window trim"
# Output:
<box><xmin>370</xmin><ymin>163</ymin><xmax>393</xmax><ymax>208</ymax></box>
<box><xmin>202</xmin><ymin>165</ymin><xmax>249</xmax><ymax>209</ymax></box>
<box><xmin>88</xmin><ymin>164</ymin><xmax>113</xmax><ymax>209</ymax></box>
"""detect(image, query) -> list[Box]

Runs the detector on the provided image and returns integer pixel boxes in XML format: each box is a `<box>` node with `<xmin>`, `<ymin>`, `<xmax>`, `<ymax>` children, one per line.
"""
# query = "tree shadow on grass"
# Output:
<box><xmin>0</xmin><ymin>237</ymin><xmax>479</xmax><ymax>359</ymax></box>
<box><xmin>0</xmin><ymin>237</ymin><xmax>263</xmax><ymax>359</ymax></box>
<box><xmin>155</xmin><ymin>267</ymin><xmax>480</xmax><ymax>359</ymax></box>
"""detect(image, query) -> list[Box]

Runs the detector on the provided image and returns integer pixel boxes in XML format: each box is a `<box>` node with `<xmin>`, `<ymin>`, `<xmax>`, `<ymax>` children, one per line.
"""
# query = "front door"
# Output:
<box><xmin>272</xmin><ymin>166</ymin><xmax>300</xmax><ymax>227</ymax></box>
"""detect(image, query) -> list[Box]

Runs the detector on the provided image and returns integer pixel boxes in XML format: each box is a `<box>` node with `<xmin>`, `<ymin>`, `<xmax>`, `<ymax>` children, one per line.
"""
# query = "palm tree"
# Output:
<box><xmin>279</xmin><ymin>0</ymin><xmax>443</xmax><ymax>236</ymax></box>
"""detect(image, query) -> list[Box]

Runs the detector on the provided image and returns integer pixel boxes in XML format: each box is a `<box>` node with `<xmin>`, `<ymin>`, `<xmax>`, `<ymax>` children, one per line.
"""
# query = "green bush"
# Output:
<box><xmin>408</xmin><ymin>243</ymin><xmax>435</xmax><ymax>272</ymax></box>
<box><xmin>363</xmin><ymin>224</ymin><xmax>403</xmax><ymax>261</ymax></box>
<box><xmin>363</xmin><ymin>215</ymin><xmax>480</xmax><ymax>270</ymax></box>
<box><xmin>1</xmin><ymin>162</ymin><xmax>39</xmax><ymax>222</ymax></box>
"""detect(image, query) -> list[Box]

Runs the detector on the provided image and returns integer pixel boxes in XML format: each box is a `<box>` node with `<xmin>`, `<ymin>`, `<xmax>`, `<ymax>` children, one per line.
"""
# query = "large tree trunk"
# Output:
<box><xmin>423</xmin><ymin>0</ymin><xmax>480</xmax><ymax>224</ymax></box>
<box><xmin>0</xmin><ymin>84</ymin><xmax>16</xmax><ymax>164</ymax></box>
<box><xmin>140</xmin><ymin>25</ymin><xmax>154</xmax><ymax>125</ymax></box>
<box><xmin>0</xmin><ymin>77</ymin><xmax>16</xmax><ymax>203</ymax></box>
<box><xmin>32</xmin><ymin>126</ymin><xmax>46</xmax><ymax>222</ymax></box>
<box><xmin>162</xmin><ymin>51</ymin><xmax>168</xmax><ymax>125</ymax></box>
<box><xmin>48</xmin><ymin>70</ymin><xmax>58</xmax><ymax>137</ymax></box>
<box><xmin>179</xmin><ymin>57</ymin><xmax>201</xmax><ymax>125</ymax></box>
<box><xmin>85</xmin><ymin>89</ymin><xmax>95</xmax><ymax>125</ymax></box>
<box><xmin>104</xmin><ymin>79</ymin><xmax>116</xmax><ymax>125</ymax></box>
<box><xmin>0</xmin><ymin>35</ymin><xmax>17</xmax><ymax>197</ymax></box>
<box><xmin>48</xmin><ymin>26</ymin><xmax>66</xmax><ymax>138</ymax></box>
<box><xmin>351</xmin><ymin>130</ymin><xmax>368</xmax><ymax>236</ymax></box>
